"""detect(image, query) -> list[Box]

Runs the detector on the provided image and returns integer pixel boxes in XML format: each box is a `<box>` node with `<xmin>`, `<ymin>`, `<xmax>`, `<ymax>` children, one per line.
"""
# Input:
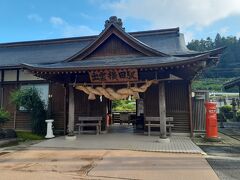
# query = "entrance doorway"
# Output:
<box><xmin>108</xmin><ymin>99</ymin><xmax>144</xmax><ymax>134</ymax></box>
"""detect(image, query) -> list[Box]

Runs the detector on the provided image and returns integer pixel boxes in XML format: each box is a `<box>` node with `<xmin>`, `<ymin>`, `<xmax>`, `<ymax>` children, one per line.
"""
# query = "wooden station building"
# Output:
<box><xmin>0</xmin><ymin>16</ymin><xmax>224</xmax><ymax>136</ymax></box>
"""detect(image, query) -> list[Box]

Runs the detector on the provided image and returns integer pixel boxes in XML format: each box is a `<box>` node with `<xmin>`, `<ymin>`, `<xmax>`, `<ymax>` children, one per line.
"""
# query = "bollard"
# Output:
<box><xmin>45</xmin><ymin>119</ymin><xmax>55</xmax><ymax>138</ymax></box>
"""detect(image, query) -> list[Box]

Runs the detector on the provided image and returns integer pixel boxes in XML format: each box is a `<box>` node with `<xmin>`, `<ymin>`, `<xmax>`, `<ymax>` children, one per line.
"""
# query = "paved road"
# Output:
<box><xmin>0</xmin><ymin>149</ymin><xmax>218</xmax><ymax>180</ymax></box>
<box><xmin>200</xmin><ymin>146</ymin><xmax>240</xmax><ymax>180</ymax></box>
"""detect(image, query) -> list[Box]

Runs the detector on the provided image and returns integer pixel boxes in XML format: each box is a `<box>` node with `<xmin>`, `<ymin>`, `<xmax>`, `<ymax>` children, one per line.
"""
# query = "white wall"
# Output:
<box><xmin>19</xmin><ymin>70</ymin><xmax>43</xmax><ymax>81</ymax></box>
<box><xmin>4</xmin><ymin>70</ymin><xmax>17</xmax><ymax>81</ymax></box>
<box><xmin>2</xmin><ymin>69</ymin><xmax>43</xmax><ymax>82</ymax></box>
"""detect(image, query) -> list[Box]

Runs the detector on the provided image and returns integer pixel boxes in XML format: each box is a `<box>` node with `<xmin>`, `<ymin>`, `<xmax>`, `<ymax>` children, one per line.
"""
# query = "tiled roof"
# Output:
<box><xmin>0</xmin><ymin>28</ymin><xmax>198</xmax><ymax>68</ymax></box>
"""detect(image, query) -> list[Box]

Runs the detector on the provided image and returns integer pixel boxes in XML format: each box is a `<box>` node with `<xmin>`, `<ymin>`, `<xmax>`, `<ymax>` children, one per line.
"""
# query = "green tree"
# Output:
<box><xmin>11</xmin><ymin>88</ymin><xmax>47</xmax><ymax>135</ymax></box>
<box><xmin>215</xmin><ymin>33</ymin><xmax>222</xmax><ymax>47</ymax></box>
<box><xmin>112</xmin><ymin>100</ymin><xmax>136</xmax><ymax>112</ymax></box>
<box><xmin>187</xmin><ymin>33</ymin><xmax>240</xmax><ymax>78</ymax></box>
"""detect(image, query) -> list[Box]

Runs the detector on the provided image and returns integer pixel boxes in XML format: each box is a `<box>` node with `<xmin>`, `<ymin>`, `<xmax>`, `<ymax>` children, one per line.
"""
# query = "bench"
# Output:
<box><xmin>112</xmin><ymin>113</ymin><xmax>135</xmax><ymax>125</ymax></box>
<box><xmin>76</xmin><ymin>116</ymin><xmax>102</xmax><ymax>135</ymax></box>
<box><xmin>145</xmin><ymin>117</ymin><xmax>174</xmax><ymax>136</ymax></box>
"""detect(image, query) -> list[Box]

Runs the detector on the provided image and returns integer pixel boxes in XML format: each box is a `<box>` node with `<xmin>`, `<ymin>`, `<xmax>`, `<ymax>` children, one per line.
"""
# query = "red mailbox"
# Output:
<box><xmin>205</xmin><ymin>102</ymin><xmax>218</xmax><ymax>138</ymax></box>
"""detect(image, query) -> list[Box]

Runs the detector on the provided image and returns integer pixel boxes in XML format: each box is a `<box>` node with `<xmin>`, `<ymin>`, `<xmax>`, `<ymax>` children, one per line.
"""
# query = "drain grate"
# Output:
<box><xmin>0</xmin><ymin>152</ymin><xmax>10</xmax><ymax>156</ymax></box>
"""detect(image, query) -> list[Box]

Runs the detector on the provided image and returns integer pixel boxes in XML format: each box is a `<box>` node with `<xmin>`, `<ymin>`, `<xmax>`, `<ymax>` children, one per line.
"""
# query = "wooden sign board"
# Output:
<box><xmin>89</xmin><ymin>69</ymin><xmax>138</xmax><ymax>83</ymax></box>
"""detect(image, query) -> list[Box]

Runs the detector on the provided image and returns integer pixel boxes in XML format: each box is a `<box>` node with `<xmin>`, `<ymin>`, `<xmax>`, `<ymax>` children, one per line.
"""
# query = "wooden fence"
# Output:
<box><xmin>192</xmin><ymin>91</ymin><xmax>209</xmax><ymax>132</ymax></box>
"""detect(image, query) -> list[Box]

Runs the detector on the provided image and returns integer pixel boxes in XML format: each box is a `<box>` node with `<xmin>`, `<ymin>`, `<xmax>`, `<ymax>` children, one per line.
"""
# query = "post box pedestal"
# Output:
<box><xmin>45</xmin><ymin>119</ymin><xmax>55</xmax><ymax>139</ymax></box>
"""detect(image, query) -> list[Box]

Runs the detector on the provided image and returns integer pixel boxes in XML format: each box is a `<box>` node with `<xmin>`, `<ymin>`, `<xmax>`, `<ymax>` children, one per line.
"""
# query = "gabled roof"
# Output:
<box><xmin>17</xmin><ymin>16</ymin><xmax>226</xmax><ymax>81</ymax></box>
<box><xmin>0</xmin><ymin>19</ymin><xmax>200</xmax><ymax>68</ymax></box>
<box><xmin>0</xmin><ymin>16</ymin><xmax>224</xmax><ymax>71</ymax></box>
<box><xmin>224</xmin><ymin>77</ymin><xmax>240</xmax><ymax>89</ymax></box>
<box><xmin>65</xmin><ymin>22</ymin><xmax>169</xmax><ymax>61</ymax></box>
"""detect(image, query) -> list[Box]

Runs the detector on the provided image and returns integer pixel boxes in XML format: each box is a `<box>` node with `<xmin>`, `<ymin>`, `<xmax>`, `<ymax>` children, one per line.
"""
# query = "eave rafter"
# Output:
<box><xmin>27</xmin><ymin>57</ymin><xmax>209</xmax><ymax>83</ymax></box>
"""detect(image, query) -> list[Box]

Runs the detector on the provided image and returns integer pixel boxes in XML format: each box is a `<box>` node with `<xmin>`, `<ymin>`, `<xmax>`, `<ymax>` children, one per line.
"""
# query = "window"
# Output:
<box><xmin>19</xmin><ymin>84</ymin><xmax>49</xmax><ymax>111</ymax></box>
<box><xmin>4</xmin><ymin>70</ymin><xmax>17</xmax><ymax>81</ymax></box>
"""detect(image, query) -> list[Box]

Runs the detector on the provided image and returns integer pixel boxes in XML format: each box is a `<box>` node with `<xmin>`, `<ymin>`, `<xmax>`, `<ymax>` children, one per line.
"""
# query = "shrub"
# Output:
<box><xmin>11</xmin><ymin>88</ymin><xmax>47</xmax><ymax>135</ymax></box>
<box><xmin>219</xmin><ymin>105</ymin><xmax>233</xmax><ymax>120</ymax></box>
<box><xmin>237</xmin><ymin>110</ymin><xmax>240</xmax><ymax>121</ymax></box>
<box><xmin>219</xmin><ymin>105</ymin><xmax>232</xmax><ymax>114</ymax></box>
<box><xmin>3</xmin><ymin>129</ymin><xmax>17</xmax><ymax>138</ymax></box>
<box><xmin>0</xmin><ymin>109</ymin><xmax>10</xmax><ymax>129</ymax></box>
<box><xmin>0</xmin><ymin>131</ymin><xmax>5</xmax><ymax>139</ymax></box>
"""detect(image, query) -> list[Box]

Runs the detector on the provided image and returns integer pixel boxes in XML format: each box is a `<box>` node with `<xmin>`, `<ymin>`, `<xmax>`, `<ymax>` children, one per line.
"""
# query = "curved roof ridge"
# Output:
<box><xmin>130</xmin><ymin>27</ymin><xmax>179</xmax><ymax>36</ymax></box>
<box><xmin>224</xmin><ymin>77</ymin><xmax>240</xmax><ymax>89</ymax></box>
<box><xmin>0</xmin><ymin>36</ymin><xmax>97</xmax><ymax>48</ymax></box>
<box><xmin>175</xmin><ymin>46</ymin><xmax>226</xmax><ymax>57</ymax></box>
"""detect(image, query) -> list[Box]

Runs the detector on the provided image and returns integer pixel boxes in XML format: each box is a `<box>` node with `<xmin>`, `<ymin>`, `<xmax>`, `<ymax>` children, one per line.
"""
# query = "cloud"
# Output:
<box><xmin>27</xmin><ymin>14</ymin><xmax>43</xmax><ymax>22</ymax></box>
<box><xmin>236</xmin><ymin>32</ymin><xmax>240</xmax><ymax>39</ymax></box>
<box><xmin>103</xmin><ymin>0</ymin><xmax>240</xmax><ymax>29</ymax></box>
<box><xmin>219</xmin><ymin>27</ymin><xmax>229</xmax><ymax>35</ymax></box>
<box><xmin>184</xmin><ymin>31</ymin><xmax>195</xmax><ymax>43</ymax></box>
<box><xmin>79</xmin><ymin>12</ymin><xmax>93</xmax><ymax>19</ymax></box>
<box><xmin>50</xmin><ymin>17</ymin><xmax>64</xmax><ymax>26</ymax></box>
<box><xmin>63</xmin><ymin>25</ymin><xmax>99</xmax><ymax>37</ymax></box>
<box><xmin>49</xmin><ymin>16</ymin><xmax>99</xmax><ymax>37</ymax></box>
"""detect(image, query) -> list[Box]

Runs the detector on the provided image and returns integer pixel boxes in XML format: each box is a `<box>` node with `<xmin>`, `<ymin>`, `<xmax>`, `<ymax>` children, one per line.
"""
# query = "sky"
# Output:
<box><xmin>0</xmin><ymin>0</ymin><xmax>240</xmax><ymax>43</ymax></box>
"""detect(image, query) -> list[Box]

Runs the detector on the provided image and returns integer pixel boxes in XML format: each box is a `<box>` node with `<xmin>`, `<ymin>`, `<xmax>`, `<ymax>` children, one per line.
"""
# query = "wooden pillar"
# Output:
<box><xmin>159</xmin><ymin>81</ymin><xmax>167</xmax><ymax>138</ymax></box>
<box><xmin>47</xmin><ymin>82</ymin><xmax>53</xmax><ymax>119</ymax></box>
<box><xmin>63</xmin><ymin>84</ymin><xmax>68</xmax><ymax>135</ymax></box>
<box><xmin>67</xmin><ymin>85</ymin><xmax>75</xmax><ymax>133</ymax></box>
<box><xmin>13</xmin><ymin>71</ymin><xmax>19</xmax><ymax>130</ymax></box>
<box><xmin>0</xmin><ymin>70</ymin><xmax>4</xmax><ymax>108</ymax></box>
<box><xmin>188</xmin><ymin>82</ymin><xmax>193</xmax><ymax>137</ymax></box>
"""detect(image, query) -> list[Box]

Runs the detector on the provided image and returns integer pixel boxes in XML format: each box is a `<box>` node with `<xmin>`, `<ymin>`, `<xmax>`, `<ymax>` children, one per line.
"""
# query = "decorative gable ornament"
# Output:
<box><xmin>104</xmin><ymin>16</ymin><xmax>124</xmax><ymax>30</ymax></box>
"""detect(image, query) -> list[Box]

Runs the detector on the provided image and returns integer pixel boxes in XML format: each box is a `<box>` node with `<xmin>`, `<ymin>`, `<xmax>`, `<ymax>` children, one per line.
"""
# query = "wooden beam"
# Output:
<box><xmin>67</xmin><ymin>85</ymin><xmax>75</xmax><ymax>133</ymax></box>
<box><xmin>159</xmin><ymin>81</ymin><xmax>167</xmax><ymax>138</ymax></box>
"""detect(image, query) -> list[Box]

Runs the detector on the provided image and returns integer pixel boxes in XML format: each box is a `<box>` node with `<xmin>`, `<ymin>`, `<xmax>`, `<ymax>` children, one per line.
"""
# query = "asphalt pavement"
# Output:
<box><xmin>201</xmin><ymin>146</ymin><xmax>240</xmax><ymax>180</ymax></box>
<box><xmin>198</xmin><ymin>127</ymin><xmax>240</xmax><ymax>180</ymax></box>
